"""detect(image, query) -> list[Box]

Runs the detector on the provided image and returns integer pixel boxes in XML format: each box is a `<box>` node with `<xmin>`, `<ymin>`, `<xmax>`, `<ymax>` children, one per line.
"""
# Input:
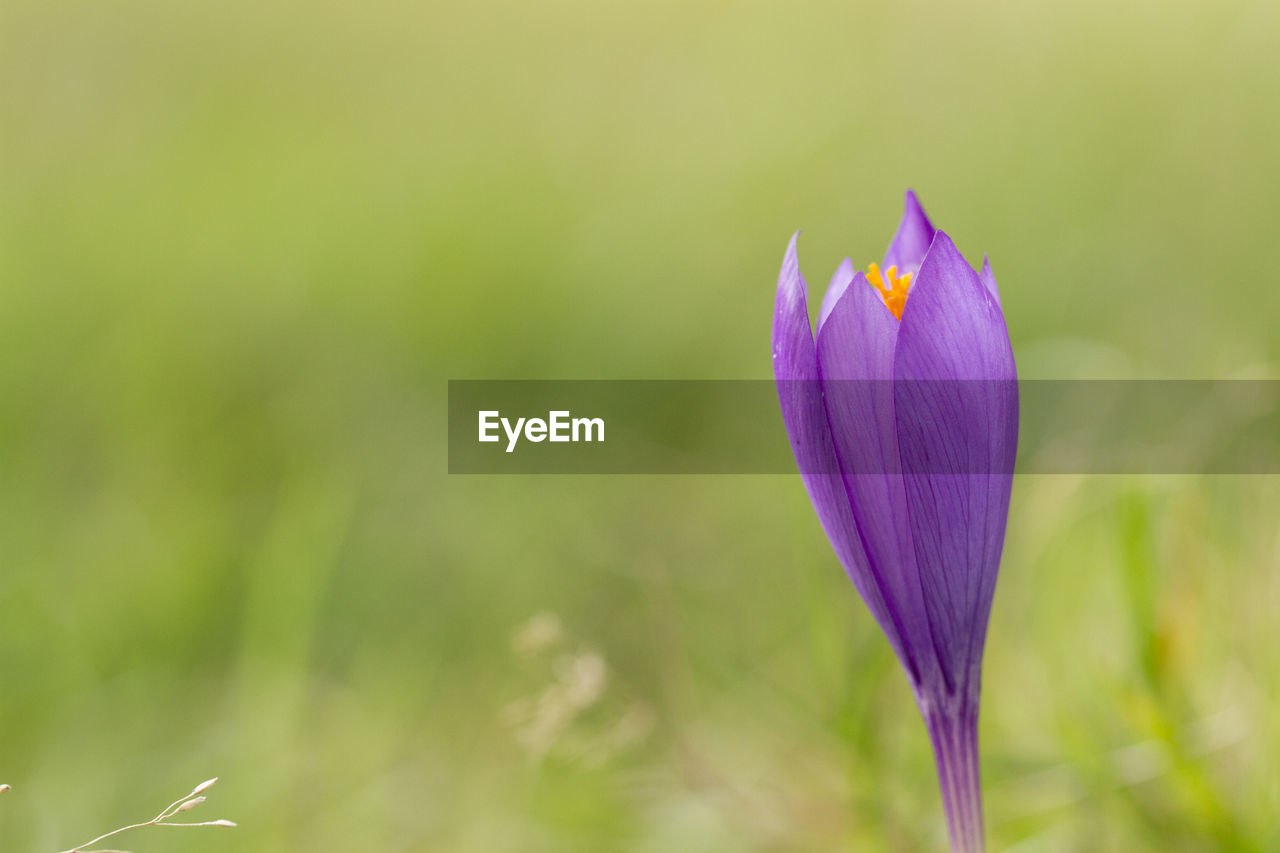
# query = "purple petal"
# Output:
<box><xmin>772</xmin><ymin>234</ymin><xmax>905</xmax><ymax>666</ymax></box>
<box><xmin>816</xmin><ymin>257</ymin><xmax>854</xmax><ymax>335</ymax></box>
<box><xmin>815</xmin><ymin>274</ymin><xmax>937</xmax><ymax>684</ymax></box>
<box><xmin>978</xmin><ymin>255</ymin><xmax>1001</xmax><ymax>306</ymax></box>
<box><xmin>892</xmin><ymin>232</ymin><xmax>1018</xmax><ymax>697</ymax></box>
<box><xmin>817</xmin><ymin>272</ymin><xmax>898</xmax><ymax>383</ymax></box>
<box><xmin>883</xmin><ymin>190</ymin><xmax>937</xmax><ymax>275</ymax></box>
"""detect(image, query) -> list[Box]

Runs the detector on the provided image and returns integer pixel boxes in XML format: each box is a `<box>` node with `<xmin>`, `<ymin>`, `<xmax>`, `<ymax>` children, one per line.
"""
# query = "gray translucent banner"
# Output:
<box><xmin>448</xmin><ymin>381</ymin><xmax>1280</xmax><ymax>474</ymax></box>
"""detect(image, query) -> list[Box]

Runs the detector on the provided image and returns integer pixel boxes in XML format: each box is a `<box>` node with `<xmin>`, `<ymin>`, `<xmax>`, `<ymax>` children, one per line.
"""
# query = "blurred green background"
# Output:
<box><xmin>2</xmin><ymin>0</ymin><xmax>1278</xmax><ymax>850</ymax></box>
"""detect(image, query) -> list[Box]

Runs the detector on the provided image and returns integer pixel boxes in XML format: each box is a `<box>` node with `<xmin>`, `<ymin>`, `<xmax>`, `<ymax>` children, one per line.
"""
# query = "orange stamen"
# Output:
<box><xmin>865</xmin><ymin>262</ymin><xmax>913</xmax><ymax>320</ymax></box>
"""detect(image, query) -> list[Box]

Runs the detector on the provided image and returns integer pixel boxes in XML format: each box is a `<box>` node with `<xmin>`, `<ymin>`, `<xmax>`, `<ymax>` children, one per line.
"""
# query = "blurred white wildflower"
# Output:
<box><xmin>511</xmin><ymin>611</ymin><xmax>564</xmax><ymax>657</ymax></box>
<box><xmin>504</xmin><ymin>613</ymin><xmax>653</xmax><ymax>766</ymax></box>
<box><xmin>506</xmin><ymin>649</ymin><xmax>609</xmax><ymax>759</ymax></box>
<box><xmin>554</xmin><ymin>650</ymin><xmax>608</xmax><ymax>709</ymax></box>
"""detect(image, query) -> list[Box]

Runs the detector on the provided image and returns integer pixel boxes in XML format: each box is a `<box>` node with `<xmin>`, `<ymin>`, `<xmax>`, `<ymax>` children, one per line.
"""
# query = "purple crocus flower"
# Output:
<box><xmin>772</xmin><ymin>191</ymin><xmax>1017</xmax><ymax>852</ymax></box>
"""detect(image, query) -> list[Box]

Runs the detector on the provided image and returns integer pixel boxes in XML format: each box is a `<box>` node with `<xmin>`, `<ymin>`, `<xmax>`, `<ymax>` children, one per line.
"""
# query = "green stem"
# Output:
<box><xmin>923</xmin><ymin>701</ymin><xmax>984</xmax><ymax>853</ymax></box>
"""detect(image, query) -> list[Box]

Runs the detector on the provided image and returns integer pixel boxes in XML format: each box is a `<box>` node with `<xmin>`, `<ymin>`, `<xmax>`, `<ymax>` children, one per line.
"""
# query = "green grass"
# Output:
<box><xmin>1</xmin><ymin>0</ymin><xmax>1278</xmax><ymax>849</ymax></box>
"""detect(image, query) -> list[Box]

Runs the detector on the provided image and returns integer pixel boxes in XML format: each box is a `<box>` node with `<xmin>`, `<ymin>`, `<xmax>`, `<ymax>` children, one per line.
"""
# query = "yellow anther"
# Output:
<box><xmin>865</xmin><ymin>262</ymin><xmax>914</xmax><ymax>320</ymax></box>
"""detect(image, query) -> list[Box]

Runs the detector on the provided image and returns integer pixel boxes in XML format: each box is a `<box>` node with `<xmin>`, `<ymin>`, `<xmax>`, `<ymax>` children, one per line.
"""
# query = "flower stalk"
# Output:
<box><xmin>923</xmin><ymin>698</ymin><xmax>983</xmax><ymax>852</ymax></box>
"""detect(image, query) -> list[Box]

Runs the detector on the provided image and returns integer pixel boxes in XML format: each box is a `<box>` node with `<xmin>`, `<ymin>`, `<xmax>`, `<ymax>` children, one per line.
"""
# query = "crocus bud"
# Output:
<box><xmin>773</xmin><ymin>191</ymin><xmax>1017</xmax><ymax>853</ymax></box>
